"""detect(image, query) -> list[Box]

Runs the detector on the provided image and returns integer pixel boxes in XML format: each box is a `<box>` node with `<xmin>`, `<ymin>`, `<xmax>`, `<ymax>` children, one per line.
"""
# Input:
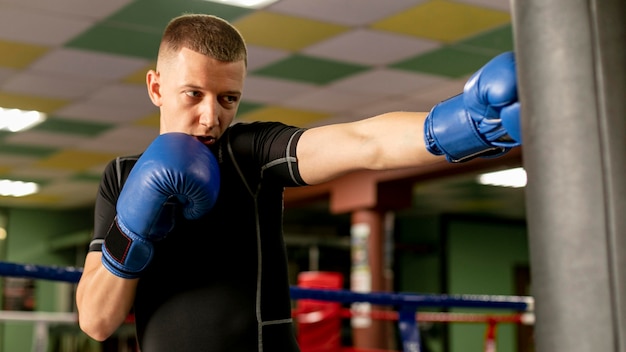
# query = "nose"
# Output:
<box><xmin>199</xmin><ymin>100</ymin><xmax>220</xmax><ymax>129</ymax></box>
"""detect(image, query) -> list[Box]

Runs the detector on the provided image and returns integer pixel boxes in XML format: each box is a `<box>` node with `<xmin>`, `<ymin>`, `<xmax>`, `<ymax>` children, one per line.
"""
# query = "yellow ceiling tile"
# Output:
<box><xmin>233</xmin><ymin>12</ymin><xmax>349</xmax><ymax>51</ymax></box>
<box><xmin>36</xmin><ymin>150</ymin><xmax>118</xmax><ymax>171</ymax></box>
<box><xmin>133</xmin><ymin>112</ymin><xmax>160</xmax><ymax>127</ymax></box>
<box><xmin>1</xmin><ymin>193</ymin><xmax>64</xmax><ymax>206</ymax></box>
<box><xmin>237</xmin><ymin>106</ymin><xmax>330</xmax><ymax>126</ymax></box>
<box><xmin>0</xmin><ymin>92</ymin><xmax>68</xmax><ymax>113</ymax></box>
<box><xmin>0</xmin><ymin>40</ymin><xmax>49</xmax><ymax>69</ymax></box>
<box><xmin>372</xmin><ymin>0</ymin><xmax>510</xmax><ymax>43</ymax></box>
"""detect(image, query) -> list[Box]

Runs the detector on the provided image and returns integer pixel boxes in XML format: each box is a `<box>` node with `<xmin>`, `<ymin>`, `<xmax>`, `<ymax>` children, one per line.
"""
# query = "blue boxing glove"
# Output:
<box><xmin>101</xmin><ymin>133</ymin><xmax>220</xmax><ymax>279</ymax></box>
<box><xmin>424</xmin><ymin>51</ymin><xmax>522</xmax><ymax>162</ymax></box>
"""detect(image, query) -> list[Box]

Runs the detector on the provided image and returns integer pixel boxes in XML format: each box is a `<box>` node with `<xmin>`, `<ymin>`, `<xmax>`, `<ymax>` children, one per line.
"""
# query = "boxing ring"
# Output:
<box><xmin>0</xmin><ymin>262</ymin><xmax>534</xmax><ymax>352</ymax></box>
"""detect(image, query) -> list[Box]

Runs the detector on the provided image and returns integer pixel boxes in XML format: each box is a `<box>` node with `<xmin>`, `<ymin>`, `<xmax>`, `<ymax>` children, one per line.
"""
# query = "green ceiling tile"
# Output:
<box><xmin>31</xmin><ymin>117</ymin><xmax>113</xmax><ymax>137</ymax></box>
<box><xmin>252</xmin><ymin>54</ymin><xmax>369</xmax><ymax>85</ymax></box>
<box><xmin>456</xmin><ymin>24</ymin><xmax>514</xmax><ymax>53</ymax></box>
<box><xmin>0</xmin><ymin>93</ymin><xmax>68</xmax><ymax>114</ymax></box>
<box><xmin>390</xmin><ymin>47</ymin><xmax>495</xmax><ymax>78</ymax></box>
<box><xmin>106</xmin><ymin>0</ymin><xmax>252</xmax><ymax>32</ymax></box>
<box><xmin>0</xmin><ymin>144</ymin><xmax>58</xmax><ymax>158</ymax></box>
<box><xmin>65</xmin><ymin>24</ymin><xmax>162</xmax><ymax>59</ymax></box>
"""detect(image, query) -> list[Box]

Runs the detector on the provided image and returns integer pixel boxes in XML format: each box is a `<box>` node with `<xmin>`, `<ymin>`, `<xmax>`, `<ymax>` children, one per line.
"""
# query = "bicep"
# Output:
<box><xmin>297</xmin><ymin>122</ymin><xmax>372</xmax><ymax>185</ymax></box>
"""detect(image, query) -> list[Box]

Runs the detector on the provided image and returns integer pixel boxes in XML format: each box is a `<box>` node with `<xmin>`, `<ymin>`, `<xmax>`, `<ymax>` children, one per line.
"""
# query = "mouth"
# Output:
<box><xmin>196</xmin><ymin>135</ymin><xmax>216</xmax><ymax>145</ymax></box>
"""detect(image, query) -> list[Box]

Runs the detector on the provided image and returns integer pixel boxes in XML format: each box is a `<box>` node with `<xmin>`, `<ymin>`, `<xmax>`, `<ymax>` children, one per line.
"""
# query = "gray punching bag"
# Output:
<box><xmin>510</xmin><ymin>0</ymin><xmax>626</xmax><ymax>351</ymax></box>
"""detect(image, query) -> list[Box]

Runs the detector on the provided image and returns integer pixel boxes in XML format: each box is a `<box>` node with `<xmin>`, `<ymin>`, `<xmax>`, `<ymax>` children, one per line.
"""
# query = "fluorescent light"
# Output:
<box><xmin>0</xmin><ymin>179</ymin><xmax>40</xmax><ymax>197</ymax></box>
<box><xmin>202</xmin><ymin>0</ymin><xmax>280</xmax><ymax>9</ymax></box>
<box><xmin>477</xmin><ymin>167</ymin><xmax>527</xmax><ymax>188</ymax></box>
<box><xmin>0</xmin><ymin>108</ymin><xmax>46</xmax><ymax>132</ymax></box>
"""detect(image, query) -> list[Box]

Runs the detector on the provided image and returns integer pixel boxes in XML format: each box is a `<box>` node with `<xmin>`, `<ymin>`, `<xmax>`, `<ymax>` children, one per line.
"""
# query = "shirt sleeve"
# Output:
<box><xmin>225</xmin><ymin>122</ymin><xmax>309</xmax><ymax>187</ymax></box>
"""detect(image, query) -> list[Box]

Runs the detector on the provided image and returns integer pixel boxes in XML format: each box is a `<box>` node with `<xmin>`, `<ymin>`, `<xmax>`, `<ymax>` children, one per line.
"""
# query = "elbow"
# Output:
<box><xmin>78</xmin><ymin>314</ymin><xmax>118</xmax><ymax>342</ymax></box>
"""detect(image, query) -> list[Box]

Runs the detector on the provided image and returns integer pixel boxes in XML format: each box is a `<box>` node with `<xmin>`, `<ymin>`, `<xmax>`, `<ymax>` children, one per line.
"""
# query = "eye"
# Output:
<box><xmin>185</xmin><ymin>90</ymin><xmax>203</xmax><ymax>98</ymax></box>
<box><xmin>220</xmin><ymin>95</ymin><xmax>239</xmax><ymax>105</ymax></box>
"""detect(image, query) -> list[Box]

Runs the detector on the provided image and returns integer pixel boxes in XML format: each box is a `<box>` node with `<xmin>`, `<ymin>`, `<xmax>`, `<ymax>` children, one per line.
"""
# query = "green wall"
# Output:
<box><xmin>395</xmin><ymin>214</ymin><xmax>529</xmax><ymax>352</ymax></box>
<box><xmin>1</xmin><ymin>206</ymin><xmax>94</xmax><ymax>352</ymax></box>
<box><xmin>447</xmin><ymin>216</ymin><xmax>528</xmax><ymax>352</ymax></box>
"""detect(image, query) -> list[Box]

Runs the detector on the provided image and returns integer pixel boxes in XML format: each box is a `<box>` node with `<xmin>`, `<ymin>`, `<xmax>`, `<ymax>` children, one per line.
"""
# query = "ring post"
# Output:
<box><xmin>398</xmin><ymin>307</ymin><xmax>421</xmax><ymax>352</ymax></box>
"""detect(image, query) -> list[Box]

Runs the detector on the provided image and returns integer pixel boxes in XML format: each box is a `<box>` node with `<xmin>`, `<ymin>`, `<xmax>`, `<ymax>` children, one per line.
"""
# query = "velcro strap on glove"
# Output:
<box><xmin>424</xmin><ymin>94</ymin><xmax>508</xmax><ymax>163</ymax></box>
<box><xmin>101</xmin><ymin>217</ymin><xmax>154</xmax><ymax>279</ymax></box>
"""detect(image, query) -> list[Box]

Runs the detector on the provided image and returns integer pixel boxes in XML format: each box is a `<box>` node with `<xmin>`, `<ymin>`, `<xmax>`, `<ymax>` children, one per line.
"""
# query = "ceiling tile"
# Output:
<box><xmin>372</xmin><ymin>0</ymin><xmax>510</xmax><ymax>43</ymax></box>
<box><xmin>329</xmin><ymin>68</ymin><xmax>449</xmax><ymax>96</ymax></box>
<box><xmin>1</xmin><ymin>71</ymin><xmax>104</xmax><ymax>100</ymax></box>
<box><xmin>0</xmin><ymin>40</ymin><xmax>49</xmax><ymax>69</ymax></box>
<box><xmin>123</xmin><ymin>63</ymin><xmax>156</xmax><ymax>84</ymax></box>
<box><xmin>238</xmin><ymin>106</ymin><xmax>330</xmax><ymax>126</ymax></box>
<box><xmin>30</xmin><ymin>48</ymin><xmax>151</xmax><ymax>81</ymax></box>
<box><xmin>455</xmin><ymin>0</ymin><xmax>511</xmax><ymax>12</ymax></box>
<box><xmin>0</xmin><ymin>4</ymin><xmax>92</xmax><ymax>46</ymax></box>
<box><xmin>302</xmin><ymin>28</ymin><xmax>441</xmax><ymax>66</ymax></box>
<box><xmin>246</xmin><ymin>45</ymin><xmax>291</xmax><ymax>71</ymax></box>
<box><xmin>282</xmin><ymin>86</ymin><xmax>382</xmax><ymax>114</ymax></box>
<box><xmin>31</xmin><ymin>117</ymin><xmax>113</xmax><ymax>137</ymax></box>
<box><xmin>3</xmin><ymin>130</ymin><xmax>89</xmax><ymax>149</ymax></box>
<box><xmin>252</xmin><ymin>54</ymin><xmax>369</xmax><ymax>84</ymax></box>
<box><xmin>36</xmin><ymin>149</ymin><xmax>118</xmax><ymax>171</ymax></box>
<box><xmin>0</xmin><ymin>0</ymin><xmax>134</xmax><ymax>19</ymax></box>
<box><xmin>6</xmin><ymin>165</ymin><xmax>74</xmax><ymax>181</ymax></box>
<box><xmin>0</xmin><ymin>67</ymin><xmax>15</xmax><ymax>83</ymax></box>
<box><xmin>54</xmin><ymin>95</ymin><xmax>157</xmax><ymax>124</ymax></box>
<box><xmin>455</xmin><ymin>24</ymin><xmax>514</xmax><ymax>52</ymax></box>
<box><xmin>0</xmin><ymin>92</ymin><xmax>68</xmax><ymax>113</ymax></box>
<box><xmin>132</xmin><ymin>112</ymin><xmax>160</xmax><ymax>128</ymax></box>
<box><xmin>33</xmin><ymin>179</ymin><xmax>102</xmax><ymax>207</ymax></box>
<box><xmin>390</xmin><ymin>46</ymin><xmax>497</xmax><ymax>78</ymax></box>
<box><xmin>267</xmin><ymin>0</ymin><xmax>428</xmax><ymax>26</ymax></box>
<box><xmin>64</xmin><ymin>23</ymin><xmax>162</xmax><ymax>59</ymax></box>
<box><xmin>233</xmin><ymin>11</ymin><xmax>349</xmax><ymax>51</ymax></box>
<box><xmin>0</xmin><ymin>6</ymin><xmax>94</xmax><ymax>46</ymax></box>
<box><xmin>0</xmin><ymin>143</ymin><xmax>58</xmax><ymax>158</ymax></box>
<box><xmin>0</xmin><ymin>153</ymin><xmax>39</xmax><ymax>168</ymax></box>
<box><xmin>243</xmin><ymin>75</ymin><xmax>317</xmax><ymax>104</ymax></box>
<box><xmin>76</xmin><ymin>125</ymin><xmax>158</xmax><ymax>154</ymax></box>
<box><xmin>87</xmin><ymin>83</ymin><xmax>154</xmax><ymax>110</ymax></box>
<box><xmin>106</xmin><ymin>0</ymin><xmax>251</xmax><ymax>32</ymax></box>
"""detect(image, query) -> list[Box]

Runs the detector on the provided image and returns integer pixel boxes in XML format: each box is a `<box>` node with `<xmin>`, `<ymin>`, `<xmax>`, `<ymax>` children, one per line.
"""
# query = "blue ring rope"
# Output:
<box><xmin>0</xmin><ymin>261</ymin><xmax>532</xmax><ymax>311</ymax></box>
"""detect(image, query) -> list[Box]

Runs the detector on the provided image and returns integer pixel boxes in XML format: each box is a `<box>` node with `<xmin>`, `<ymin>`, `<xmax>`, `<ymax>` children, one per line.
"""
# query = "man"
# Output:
<box><xmin>76</xmin><ymin>13</ymin><xmax>521</xmax><ymax>352</ymax></box>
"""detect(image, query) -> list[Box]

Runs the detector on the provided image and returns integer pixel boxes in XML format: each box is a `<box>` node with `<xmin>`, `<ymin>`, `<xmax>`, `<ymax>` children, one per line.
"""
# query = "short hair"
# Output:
<box><xmin>158</xmin><ymin>14</ymin><xmax>247</xmax><ymax>67</ymax></box>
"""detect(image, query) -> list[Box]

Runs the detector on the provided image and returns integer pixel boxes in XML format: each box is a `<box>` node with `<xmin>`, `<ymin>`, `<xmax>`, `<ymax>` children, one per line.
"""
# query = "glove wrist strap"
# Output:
<box><xmin>424</xmin><ymin>94</ymin><xmax>508</xmax><ymax>163</ymax></box>
<box><xmin>101</xmin><ymin>217</ymin><xmax>154</xmax><ymax>279</ymax></box>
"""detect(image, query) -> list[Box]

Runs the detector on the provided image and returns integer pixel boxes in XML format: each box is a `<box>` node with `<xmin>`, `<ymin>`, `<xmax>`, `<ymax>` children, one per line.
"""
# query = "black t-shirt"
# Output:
<box><xmin>89</xmin><ymin>122</ymin><xmax>307</xmax><ymax>351</ymax></box>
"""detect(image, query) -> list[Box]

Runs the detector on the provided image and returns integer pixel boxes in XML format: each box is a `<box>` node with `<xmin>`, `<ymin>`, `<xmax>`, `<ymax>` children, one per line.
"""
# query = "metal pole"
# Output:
<box><xmin>510</xmin><ymin>0</ymin><xmax>626</xmax><ymax>350</ymax></box>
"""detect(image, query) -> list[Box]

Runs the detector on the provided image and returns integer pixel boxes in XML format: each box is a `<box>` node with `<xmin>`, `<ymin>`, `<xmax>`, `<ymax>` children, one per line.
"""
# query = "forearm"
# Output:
<box><xmin>297</xmin><ymin>111</ymin><xmax>444</xmax><ymax>185</ymax></box>
<box><xmin>76</xmin><ymin>252</ymin><xmax>138</xmax><ymax>341</ymax></box>
<box><xmin>352</xmin><ymin>111</ymin><xmax>444</xmax><ymax>169</ymax></box>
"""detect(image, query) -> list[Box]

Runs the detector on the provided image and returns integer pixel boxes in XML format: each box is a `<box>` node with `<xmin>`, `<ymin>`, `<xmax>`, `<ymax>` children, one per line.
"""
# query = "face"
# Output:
<box><xmin>146</xmin><ymin>47</ymin><xmax>246</xmax><ymax>146</ymax></box>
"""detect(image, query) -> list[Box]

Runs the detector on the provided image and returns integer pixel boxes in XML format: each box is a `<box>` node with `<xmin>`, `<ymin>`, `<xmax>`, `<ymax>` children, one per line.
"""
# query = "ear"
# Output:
<box><xmin>146</xmin><ymin>70</ymin><xmax>162</xmax><ymax>107</ymax></box>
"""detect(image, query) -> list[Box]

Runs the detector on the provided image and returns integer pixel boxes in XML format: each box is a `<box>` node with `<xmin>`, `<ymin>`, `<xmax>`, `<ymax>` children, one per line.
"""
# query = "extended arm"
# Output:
<box><xmin>297</xmin><ymin>52</ymin><xmax>521</xmax><ymax>185</ymax></box>
<box><xmin>297</xmin><ymin>111</ymin><xmax>443</xmax><ymax>185</ymax></box>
